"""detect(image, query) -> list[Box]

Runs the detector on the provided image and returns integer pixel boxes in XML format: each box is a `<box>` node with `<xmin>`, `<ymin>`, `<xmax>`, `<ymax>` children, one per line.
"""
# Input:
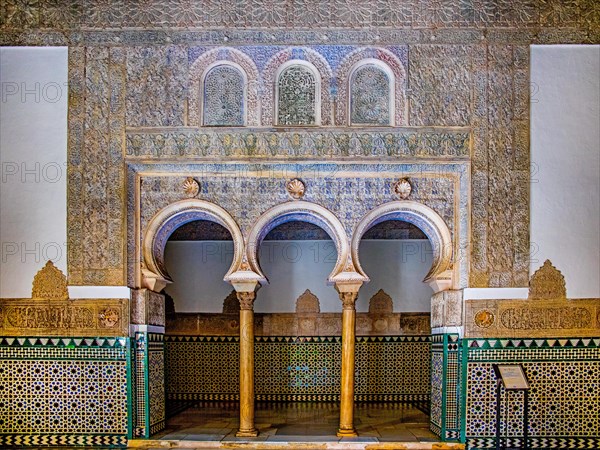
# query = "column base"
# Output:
<box><xmin>336</xmin><ymin>428</ymin><xmax>358</xmax><ymax>437</ymax></box>
<box><xmin>236</xmin><ymin>428</ymin><xmax>259</xmax><ymax>437</ymax></box>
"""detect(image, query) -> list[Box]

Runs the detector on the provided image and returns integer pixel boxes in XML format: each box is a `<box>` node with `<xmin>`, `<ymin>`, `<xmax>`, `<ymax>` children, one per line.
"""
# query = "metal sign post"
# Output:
<box><xmin>493</xmin><ymin>364</ymin><xmax>530</xmax><ymax>450</ymax></box>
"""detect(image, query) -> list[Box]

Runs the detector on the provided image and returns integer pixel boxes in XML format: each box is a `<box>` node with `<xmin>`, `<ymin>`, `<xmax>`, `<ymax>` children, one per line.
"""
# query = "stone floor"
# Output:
<box><xmin>128</xmin><ymin>401</ymin><xmax>458</xmax><ymax>449</ymax></box>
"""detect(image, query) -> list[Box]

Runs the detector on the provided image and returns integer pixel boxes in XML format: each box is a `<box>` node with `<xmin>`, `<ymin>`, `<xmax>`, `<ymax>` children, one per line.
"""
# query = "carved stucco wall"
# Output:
<box><xmin>2</xmin><ymin>2</ymin><xmax>598</xmax><ymax>288</ymax></box>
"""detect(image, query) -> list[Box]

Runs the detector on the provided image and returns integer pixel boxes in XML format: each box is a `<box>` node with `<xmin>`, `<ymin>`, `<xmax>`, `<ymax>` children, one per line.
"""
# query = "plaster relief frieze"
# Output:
<box><xmin>399</xmin><ymin>314</ymin><xmax>431</xmax><ymax>334</ymax></box>
<box><xmin>500</xmin><ymin>306</ymin><xmax>591</xmax><ymax>330</ymax></box>
<box><xmin>2</xmin><ymin>1</ymin><xmax>598</xmax><ymax>34</ymax></box>
<box><xmin>166</xmin><ymin>312</ymin><xmax>431</xmax><ymax>336</ymax></box>
<box><xmin>5</xmin><ymin>306</ymin><xmax>94</xmax><ymax>329</ymax></box>
<box><xmin>126</xmin><ymin>46</ymin><xmax>188</xmax><ymax>128</ymax></box>
<box><xmin>0</xmin><ymin>299</ymin><xmax>129</xmax><ymax>337</ymax></box>
<box><xmin>68</xmin><ymin>46</ymin><xmax>127</xmax><ymax>286</ymax></box>
<box><xmin>408</xmin><ymin>45</ymin><xmax>475</xmax><ymax>127</ymax></box>
<box><xmin>125</xmin><ymin>128</ymin><xmax>471</xmax><ymax>160</ymax></box>
<box><xmin>136</xmin><ymin>165</ymin><xmax>459</xmax><ymax>240</ymax></box>
<box><xmin>464</xmin><ymin>298</ymin><xmax>600</xmax><ymax>338</ymax></box>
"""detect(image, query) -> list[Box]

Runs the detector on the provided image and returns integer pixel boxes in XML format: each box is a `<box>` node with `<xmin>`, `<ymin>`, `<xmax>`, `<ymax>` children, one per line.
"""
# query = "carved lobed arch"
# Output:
<box><xmin>143</xmin><ymin>198</ymin><xmax>454</xmax><ymax>293</ymax></box>
<box><xmin>262</xmin><ymin>47</ymin><xmax>334</xmax><ymax>126</ymax></box>
<box><xmin>246</xmin><ymin>201</ymin><xmax>348</xmax><ymax>284</ymax></box>
<box><xmin>189</xmin><ymin>48</ymin><xmax>260</xmax><ymax>126</ymax></box>
<box><xmin>351</xmin><ymin>201</ymin><xmax>453</xmax><ymax>292</ymax></box>
<box><xmin>336</xmin><ymin>47</ymin><xmax>407</xmax><ymax>126</ymax></box>
<box><xmin>143</xmin><ymin>199</ymin><xmax>245</xmax><ymax>284</ymax></box>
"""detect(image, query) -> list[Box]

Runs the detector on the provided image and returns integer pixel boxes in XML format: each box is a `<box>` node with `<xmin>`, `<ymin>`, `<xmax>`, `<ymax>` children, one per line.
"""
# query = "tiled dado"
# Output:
<box><xmin>0</xmin><ymin>336</ymin><xmax>129</xmax><ymax>447</ymax></box>
<box><xmin>464</xmin><ymin>337</ymin><xmax>600</xmax><ymax>449</ymax></box>
<box><xmin>165</xmin><ymin>335</ymin><xmax>430</xmax><ymax>402</ymax></box>
<box><xmin>132</xmin><ymin>332</ymin><xmax>165</xmax><ymax>439</ymax></box>
<box><xmin>430</xmin><ymin>334</ymin><xmax>461</xmax><ymax>442</ymax></box>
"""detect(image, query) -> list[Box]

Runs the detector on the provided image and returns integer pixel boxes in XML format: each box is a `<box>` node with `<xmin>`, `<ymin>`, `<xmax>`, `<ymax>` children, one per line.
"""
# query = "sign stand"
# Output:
<box><xmin>493</xmin><ymin>364</ymin><xmax>530</xmax><ymax>450</ymax></box>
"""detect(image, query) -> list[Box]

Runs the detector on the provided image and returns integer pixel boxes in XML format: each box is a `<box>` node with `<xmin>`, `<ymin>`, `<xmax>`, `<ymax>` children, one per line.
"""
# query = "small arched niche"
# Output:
<box><xmin>202</xmin><ymin>62</ymin><xmax>247</xmax><ymax>126</ymax></box>
<box><xmin>188</xmin><ymin>47</ymin><xmax>259</xmax><ymax>126</ymax></box>
<box><xmin>351</xmin><ymin>201</ymin><xmax>453</xmax><ymax>294</ymax></box>
<box><xmin>349</xmin><ymin>59</ymin><xmax>394</xmax><ymax>126</ymax></box>
<box><xmin>246</xmin><ymin>201</ymin><xmax>349</xmax><ymax>286</ymax></box>
<box><xmin>357</xmin><ymin>220</ymin><xmax>433</xmax><ymax>313</ymax></box>
<box><xmin>254</xmin><ymin>221</ymin><xmax>339</xmax><ymax>312</ymax></box>
<box><xmin>275</xmin><ymin>61</ymin><xmax>321</xmax><ymax>126</ymax></box>
<box><xmin>142</xmin><ymin>199</ymin><xmax>245</xmax><ymax>294</ymax></box>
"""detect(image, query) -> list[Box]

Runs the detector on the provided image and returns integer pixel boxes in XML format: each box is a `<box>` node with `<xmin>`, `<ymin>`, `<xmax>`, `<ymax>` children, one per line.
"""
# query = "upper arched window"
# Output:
<box><xmin>276</xmin><ymin>61</ymin><xmax>321</xmax><ymax>126</ymax></box>
<box><xmin>349</xmin><ymin>61</ymin><xmax>394</xmax><ymax>126</ymax></box>
<box><xmin>202</xmin><ymin>63</ymin><xmax>246</xmax><ymax>126</ymax></box>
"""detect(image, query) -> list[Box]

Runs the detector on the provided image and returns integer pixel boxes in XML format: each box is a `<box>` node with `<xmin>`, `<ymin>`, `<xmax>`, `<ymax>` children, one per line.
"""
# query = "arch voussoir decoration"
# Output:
<box><xmin>246</xmin><ymin>201</ymin><xmax>349</xmax><ymax>284</ymax></box>
<box><xmin>142</xmin><ymin>199</ymin><xmax>245</xmax><ymax>291</ymax></box>
<box><xmin>351</xmin><ymin>201</ymin><xmax>454</xmax><ymax>293</ymax></box>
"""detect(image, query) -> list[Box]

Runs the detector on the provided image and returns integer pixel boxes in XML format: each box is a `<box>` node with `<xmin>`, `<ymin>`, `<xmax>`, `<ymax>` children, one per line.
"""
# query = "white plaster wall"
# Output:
<box><xmin>0</xmin><ymin>47</ymin><xmax>68</xmax><ymax>297</ymax></box>
<box><xmin>531</xmin><ymin>45</ymin><xmax>600</xmax><ymax>298</ymax></box>
<box><xmin>357</xmin><ymin>240</ymin><xmax>433</xmax><ymax>312</ymax></box>
<box><xmin>164</xmin><ymin>239</ymin><xmax>433</xmax><ymax>313</ymax></box>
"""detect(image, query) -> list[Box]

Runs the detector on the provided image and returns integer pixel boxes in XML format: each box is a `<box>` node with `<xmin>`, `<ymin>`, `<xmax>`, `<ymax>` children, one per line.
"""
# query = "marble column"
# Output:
<box><xmin>236</xmin><ymin>290</ymin><xmax>259</xmax><ymax>437</ymax></box>
<box><xmin>336</xmin><ymin>287</ymin><xmax>359</xmax><ymax>437</ymax></box>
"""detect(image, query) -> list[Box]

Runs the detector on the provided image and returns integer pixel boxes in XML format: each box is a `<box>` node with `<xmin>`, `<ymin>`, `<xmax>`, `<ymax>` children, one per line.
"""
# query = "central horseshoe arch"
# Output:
<box><xmin>246</xmin><ymin>201</ymin><xmax>350</xmax><ymax>285</ymax></box>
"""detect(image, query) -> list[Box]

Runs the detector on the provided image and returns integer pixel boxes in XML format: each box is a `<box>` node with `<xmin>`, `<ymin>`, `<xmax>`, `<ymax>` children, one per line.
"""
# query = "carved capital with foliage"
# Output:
<box><xmin>339</xmin><ymin>291</ymin><xmax>358</xmax><ymax>310</ymax></box>
<box><xmin>236</xmin><ymin>291</ymin><xmax>256</xmax><ymax>311</ymax></box>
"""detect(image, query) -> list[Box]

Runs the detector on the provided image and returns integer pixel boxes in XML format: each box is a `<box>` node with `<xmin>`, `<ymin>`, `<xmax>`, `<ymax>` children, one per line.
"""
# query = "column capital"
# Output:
<box><xmin>236</xmin><ymin>291</ymin><xmax>256</xmax><ymax>311</ymax></box>
<box><xmin>338</xmin><ymin>291</ymin><xmax>358</xmax><ymax>310</ymax></box>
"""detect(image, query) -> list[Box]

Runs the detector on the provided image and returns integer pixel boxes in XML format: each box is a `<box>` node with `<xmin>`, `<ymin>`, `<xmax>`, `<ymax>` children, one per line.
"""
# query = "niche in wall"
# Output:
<box><xmin>164</xmin><ymin>219</ymin><xmax>433</xmax><ymax>313</ymax></box>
